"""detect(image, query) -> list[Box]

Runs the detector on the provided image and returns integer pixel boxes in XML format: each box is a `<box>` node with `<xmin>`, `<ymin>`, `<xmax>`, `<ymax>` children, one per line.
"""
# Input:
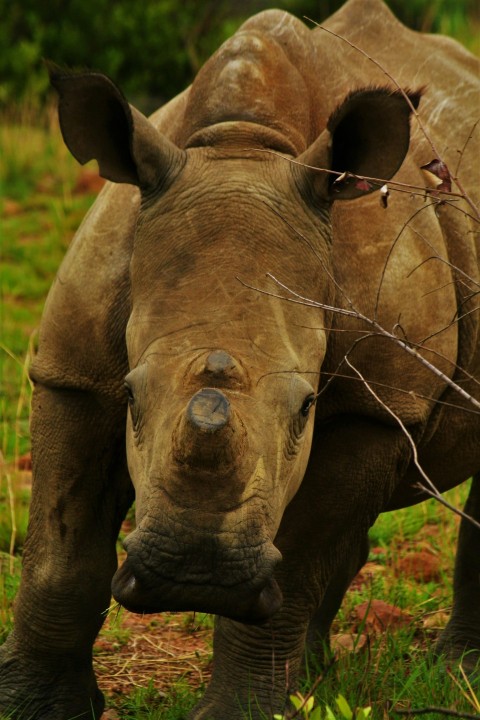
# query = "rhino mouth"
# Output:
<box><xmin>111</xmin><ymin>546</ymin><xmax>283</xmax><ymax>623</ymax></box>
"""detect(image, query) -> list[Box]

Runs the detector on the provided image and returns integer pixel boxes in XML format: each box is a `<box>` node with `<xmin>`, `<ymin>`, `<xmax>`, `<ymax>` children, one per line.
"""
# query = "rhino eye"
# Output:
<box><xmin>124</xmin><ymin>382</ymin><xmax>135</xmax><ymax>406</ymax></box>
<box><xmin>124</xmin><ymin>381</ymin><xmax>142</xmax><ymax>434</ymax></box>
<box><xmin>300</xmin><ymin>393</ymin><xmax>316</xmax><ymax>417</ymax></box>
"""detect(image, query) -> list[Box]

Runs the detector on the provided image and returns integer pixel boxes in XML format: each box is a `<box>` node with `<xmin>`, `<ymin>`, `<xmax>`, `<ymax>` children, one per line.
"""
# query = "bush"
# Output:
<box><xmin>1</xmin><ymin>0</ymin><xmax>478</xmax><ymax>110</ymax></box>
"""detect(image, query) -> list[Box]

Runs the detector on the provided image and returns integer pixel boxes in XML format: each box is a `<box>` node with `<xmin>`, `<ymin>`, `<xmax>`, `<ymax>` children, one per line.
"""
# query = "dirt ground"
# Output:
<box><xmin>95</xmin><ymin>607</ymin><xmax>212</xmax><ymax>715</ymax></box>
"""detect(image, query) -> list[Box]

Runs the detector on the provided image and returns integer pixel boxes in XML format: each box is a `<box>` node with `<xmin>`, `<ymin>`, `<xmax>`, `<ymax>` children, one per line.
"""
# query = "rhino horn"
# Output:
<box><xmin>174</xmin><ymin>388</ymin><xmax>246</xmax><ymax>469</ymax></box>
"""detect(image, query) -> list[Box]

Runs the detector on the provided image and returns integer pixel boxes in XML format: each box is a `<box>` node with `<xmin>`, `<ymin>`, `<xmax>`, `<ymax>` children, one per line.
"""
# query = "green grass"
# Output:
<box><xmin>0</xmin><ymin>106</ymin><xmax>96</xmax><ymax>459</ymax></box>
<box><xmin>115</xmin><ymin>680</ymin><xmax>200</xmax><ymax>720</ymax></box>
<box><xmin>300</xmin><ymin>643</ymin><xmax>478</xmax><ymax>720</ymax></box>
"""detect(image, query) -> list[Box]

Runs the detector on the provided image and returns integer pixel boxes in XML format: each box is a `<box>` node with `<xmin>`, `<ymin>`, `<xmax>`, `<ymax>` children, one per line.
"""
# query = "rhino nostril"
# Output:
<box><xmin>125</xmin><ymin>573</ymin><xmax>137</xmax><ymax>594</ymax></box>
<box><xmin>187</xmin><ymin>388</ymin><xmax>230</xmax><ymax>431</ymax></box>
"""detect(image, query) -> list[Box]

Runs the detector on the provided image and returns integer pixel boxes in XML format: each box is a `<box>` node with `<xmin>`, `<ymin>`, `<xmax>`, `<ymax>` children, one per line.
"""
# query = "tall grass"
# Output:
<box><xmin>0</xmin><ymin>104</ymin><xmax>96</xmax><ymax>460</ymax></box>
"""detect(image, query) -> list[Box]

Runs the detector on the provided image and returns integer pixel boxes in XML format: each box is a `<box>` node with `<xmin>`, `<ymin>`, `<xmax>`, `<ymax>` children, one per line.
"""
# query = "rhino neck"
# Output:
<box><xmin>177</xmin><ymin>29</ymin><xmax>313</xmax><ymax>156</ymax></box>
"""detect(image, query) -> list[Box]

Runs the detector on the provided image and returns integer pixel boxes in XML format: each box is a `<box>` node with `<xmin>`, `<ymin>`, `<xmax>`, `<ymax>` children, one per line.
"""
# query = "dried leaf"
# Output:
<box><xmin>421</xmin><ymin>158</ymin><xmax>451</xmax><ymax>181</ymax></box>
<box><xmin>355</xmin><ymin>178</ymin><xmax>373</xmax><ymax>192</ymax></box>
<box><xmin>380</xmin><ymin>184</ymin><xmax>389</xmax><ymax>208</ymax></box>
<box><xmin>436</xmin><ymin>180</ymin><xmax>452</xmax><ymax>193</ymax></box>
<box><xmin>333</xmin><ymin>170</ymin><xmax>349</xmax><ymax>185</ymax></box>
<box><xmin>422</xmin><ymin>611</ymin><xmax>449</xmax><ymax>630</ymax></box>
<box><xmin>420</xmin><ymin>158</ymin><xmax>452</xmax><ymax>193</ymax></box>
<box><xmin>331</xmin><ymin>632</ymin><xmax>368</xmax><ymax>656</ymax></box>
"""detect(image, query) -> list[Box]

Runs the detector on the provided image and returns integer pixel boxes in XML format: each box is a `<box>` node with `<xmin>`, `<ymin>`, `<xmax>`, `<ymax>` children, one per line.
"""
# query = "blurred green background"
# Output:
<box><xmin>1</xmin><ymin>0</ymin><xmax>479</xmax><ymax>113</ymax></box>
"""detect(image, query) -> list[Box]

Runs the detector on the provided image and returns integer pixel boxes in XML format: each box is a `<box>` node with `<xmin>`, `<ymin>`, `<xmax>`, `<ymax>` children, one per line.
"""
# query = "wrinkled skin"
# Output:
<box><xmin>1</xmin><ymin>0</ymin><xmax>479</xmax><ymax>718</ymax></box>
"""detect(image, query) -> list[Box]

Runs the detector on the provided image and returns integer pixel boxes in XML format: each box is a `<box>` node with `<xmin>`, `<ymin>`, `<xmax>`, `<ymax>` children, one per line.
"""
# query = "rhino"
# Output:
<box><xmin>1</xmin><ymin>0</ymin><xmax>479</xmax><ymax>717</ymax></box>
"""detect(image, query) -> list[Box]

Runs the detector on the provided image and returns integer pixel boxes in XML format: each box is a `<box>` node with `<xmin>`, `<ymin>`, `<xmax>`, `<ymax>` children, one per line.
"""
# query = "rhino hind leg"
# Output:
<box><xmin>436</xmin><ymin>473</ymin><xmax>480</xmax><ymax>674</ymax></box>
<box><xmin>0</xmin><ymin>382</ymin><xmax>133</xmax><ymax>719</ymax></box>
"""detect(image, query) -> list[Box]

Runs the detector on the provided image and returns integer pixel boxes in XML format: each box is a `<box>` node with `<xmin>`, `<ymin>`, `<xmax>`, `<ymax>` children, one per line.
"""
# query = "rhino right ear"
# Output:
<box><xmin>48</xmin><ymin>65</ymin><xmax>186</xmax><ymax>190</ymax></box>
<box><xmin>297</xmin><ymin>87</ymin><xmax>421</xmax><ymax>202</ymax></box>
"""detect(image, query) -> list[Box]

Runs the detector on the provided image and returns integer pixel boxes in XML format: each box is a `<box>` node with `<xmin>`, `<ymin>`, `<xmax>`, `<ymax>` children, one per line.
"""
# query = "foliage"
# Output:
<box><xmin>0</xmin><ymin>0</ymin><xmax>241</xmax><ymax>111</ymax></box>
<box><xmin>0</xmin><ymin>110</ymin><xmax>94</xmax><ymax>459</ymax></box>
<box><xmin>0</xmin><ymin>0</ymin><xmax>478</xmax><ymax>110</ymax></box>
<box><xmin>274</xmin><ymin>692</ymin><xmax>371</xmax><ymax>719</ymax></box>
<box><xmin>115</xmin><ymin>679</ymin><xmax>199</xmax><ymax>719</ymax></box>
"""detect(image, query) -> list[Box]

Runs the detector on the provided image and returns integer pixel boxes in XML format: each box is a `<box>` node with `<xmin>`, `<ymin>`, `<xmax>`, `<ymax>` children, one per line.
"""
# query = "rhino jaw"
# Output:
<box><xmin>111</xmin><ymin>541</ymin><xmax>283</xmax><ymax>623</ymax></box>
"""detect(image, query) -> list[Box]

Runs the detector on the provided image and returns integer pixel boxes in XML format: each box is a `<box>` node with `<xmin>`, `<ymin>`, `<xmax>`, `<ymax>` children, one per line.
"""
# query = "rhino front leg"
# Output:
<box><xmin>0</xmin><ymin>383</ymin><xmax>133</xmax><ymax>720</ymax></box>
<box><xmin>190</xmin><ymin>418</ymin><xmax>410</xmax><ymax>720</ymax></box>
<box><xmin>193</xmin><ymin>538</ymin><xmax>370</xmax><ymax>720</ymax></box>
<box><xmin>436</xmin><ymin>473</ymin><xmax>480</xmax><ymax>673</ymax></box>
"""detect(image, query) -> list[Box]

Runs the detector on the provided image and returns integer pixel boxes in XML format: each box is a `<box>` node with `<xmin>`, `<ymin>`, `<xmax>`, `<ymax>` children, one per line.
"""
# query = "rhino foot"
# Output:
<box><xmin>0</xmin><ymin>638</ymin><xmax>104</xmax><ymax>720</ymax></box>
<box><xmin>435</xmin><ymin>625</ymin><xmax>480</xmax><ymax>676</ymax></box>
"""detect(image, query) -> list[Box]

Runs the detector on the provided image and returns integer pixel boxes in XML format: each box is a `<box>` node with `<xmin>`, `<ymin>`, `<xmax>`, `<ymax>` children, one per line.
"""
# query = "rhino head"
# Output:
<box><xmin>50</xmin><ymin>58</ymin><xmax>417</xmax><ymax>622</ymax></box>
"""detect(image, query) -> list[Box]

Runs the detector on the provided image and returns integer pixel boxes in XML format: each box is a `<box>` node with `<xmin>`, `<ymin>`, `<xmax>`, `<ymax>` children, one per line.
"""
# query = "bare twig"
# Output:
<box><xmin>406</xmin><ymin>225</ymin><xmax>480</xmax><ymax>290</ymax></box>
<box><xmin>248</xmin><ymin>148</ymin><xmax>476</xmax><ymax>208</ymax></box>
<box><xmin>304</xmin><ymin>20</ymin><xmax>434</xmax><ymax>153</ymax></box>
<box><xmin>262</xmin><ymin>201</ymin><xmax>357</xmax><ymax>312</ymax></box>
<box><xmin>318</xmin><ymin>370</ymin><xmax>480</xmax><ymax>417</ymax></box>
<box><xmin>248</xmin><ymin>272</ymin><xmax>480</xmax><ymax>412</ymax></box>
<box><xmin>374</xmin><ymin>201</ymin><xmax>440</xmax><ymax>321</ymax></box>
<box><xmin>390</xmin><ymin>706</ymin><xmax>480</xmax><ymax>719</ymax></box>
<box><xmin>455</xmin><ymin>120</ymin><xmax>480</xmax><ymax>178</ymax></box>
<box><xmin>344</xmin><ymin>356</ymin><xmax>480</xmax><ymax>530</ymax></box>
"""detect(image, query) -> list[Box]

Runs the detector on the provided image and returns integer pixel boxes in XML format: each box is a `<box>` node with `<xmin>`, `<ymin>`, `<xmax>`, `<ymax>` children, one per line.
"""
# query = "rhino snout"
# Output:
<box><xmin>111</xmin><ymin>530</ymin><xmax>283</xmax><ymax>623</ymax></box>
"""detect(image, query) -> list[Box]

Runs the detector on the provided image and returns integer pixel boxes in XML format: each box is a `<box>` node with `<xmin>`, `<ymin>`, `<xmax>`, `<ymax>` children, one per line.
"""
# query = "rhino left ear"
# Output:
<box><xmin>298</xmin><ymin>87</ymin><xmax>421</xmax><ymax>201</ymax></box>
<box><xmin>48</xmin><ymin>64</ymin><xmax>186</xmax><ymax>190</ymax></box>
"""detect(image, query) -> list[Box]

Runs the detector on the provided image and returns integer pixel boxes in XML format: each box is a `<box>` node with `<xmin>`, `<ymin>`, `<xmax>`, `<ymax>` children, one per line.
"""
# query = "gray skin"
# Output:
<box><xmin>1</xmin><ymin>1</ymin><xmax>479</xmax><ymax>718</ymax></box>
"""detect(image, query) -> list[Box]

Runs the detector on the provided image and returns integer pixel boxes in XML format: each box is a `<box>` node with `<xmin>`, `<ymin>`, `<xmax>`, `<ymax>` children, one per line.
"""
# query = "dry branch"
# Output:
<box><xmin>391</xmin><ymin>707</ymin><xmax>480</xmax><ymax>719</ymax></box>
<box><xmin>244</xmin><ymin>272</ymin><xmax>480</xmax><ymax>413</ymax></box>
<box><xmin>237</xmin><ymin>242</ymin><xmax>480</xmax><ymax>529</ymax></box>
<box><xmin>344</xmin><ymin>357</ymin><xmax>480</xmax><ymax>530</ymax></box>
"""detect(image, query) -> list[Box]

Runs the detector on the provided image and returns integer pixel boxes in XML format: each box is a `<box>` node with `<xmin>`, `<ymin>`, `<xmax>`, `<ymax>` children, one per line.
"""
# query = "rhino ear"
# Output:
<box><xmin>298</xmin><ymin>87</ymin><xmax>421</xmax><ymax>201</ymax></box>
<box><xmin>48</xmin><ymin>65</ymin><xmax>185</xmax><ymax>190</ymax></box>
